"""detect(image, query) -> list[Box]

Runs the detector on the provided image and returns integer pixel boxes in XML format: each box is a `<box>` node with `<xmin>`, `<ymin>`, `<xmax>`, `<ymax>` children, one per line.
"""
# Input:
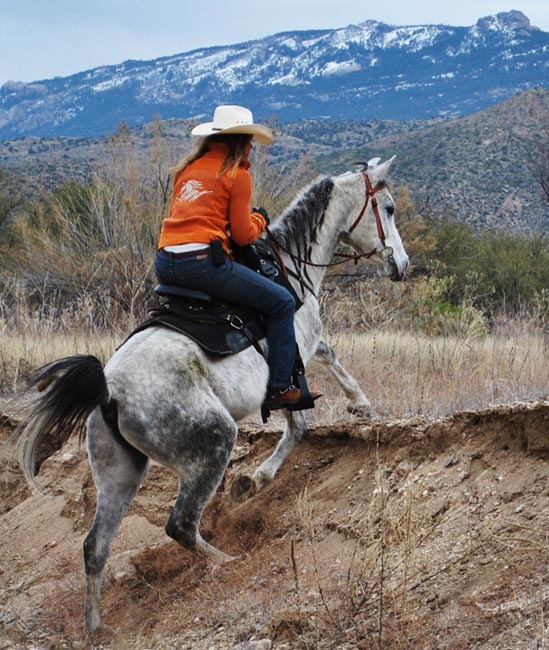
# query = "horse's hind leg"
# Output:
<box><xmin>83</xmin><ymin>408</ymin><xmax>149</xmax><ymax>635</ymax></box>
<box><xmin>165</xmin><ymin>416</ymin><xmax>237</xmax><ymax>563</ymax></box>
<box><xmin>313</xmin><ymin>340</ymin><xmax>371</xmax><ymax>416</ymax></box>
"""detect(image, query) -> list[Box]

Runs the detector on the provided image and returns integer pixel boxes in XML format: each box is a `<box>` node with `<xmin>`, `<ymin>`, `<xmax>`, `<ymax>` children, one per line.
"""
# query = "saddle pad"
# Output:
<box><xmin>128</xmin><ymin>297</ymin><xmax>266</xmax><ymax>356</ymax></box>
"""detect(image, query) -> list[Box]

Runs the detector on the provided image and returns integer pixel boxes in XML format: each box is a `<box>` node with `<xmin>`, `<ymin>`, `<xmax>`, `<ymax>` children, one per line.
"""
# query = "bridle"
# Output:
<box><xmin>263</xmin><ymin>169</ymin><xmax>397</xmax><ymax>298</ymax></box>
<box><xmin>349</xmin><ymin>172</ymin><xmax>389</xmax><ymax>250</ymax></box>
<box><xmin>267</xmin><ymin>170</ymin><xmax>394</xmax><ymax>271</ymax></box>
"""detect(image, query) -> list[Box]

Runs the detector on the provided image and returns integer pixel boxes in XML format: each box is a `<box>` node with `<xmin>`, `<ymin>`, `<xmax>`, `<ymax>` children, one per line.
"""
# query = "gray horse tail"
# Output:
<box><xmin>17</xmin><ymin>355</ymin><xmax>109</xmax><ymax>493</ymax></box>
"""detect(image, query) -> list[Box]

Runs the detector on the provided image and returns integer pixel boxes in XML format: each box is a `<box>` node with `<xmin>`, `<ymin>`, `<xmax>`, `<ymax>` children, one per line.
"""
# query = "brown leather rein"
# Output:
<box><xmin>267</xmin><ymin>171</ymin><xmax>392</xmax><ymax>270</ymax></box>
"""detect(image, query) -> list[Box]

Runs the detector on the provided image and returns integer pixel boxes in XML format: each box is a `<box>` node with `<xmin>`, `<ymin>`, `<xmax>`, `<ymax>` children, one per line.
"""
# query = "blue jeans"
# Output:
<box><xmin>155</xmin><ymin>250</ymin><xmax>297</xmax><ymax>387</ymax></box>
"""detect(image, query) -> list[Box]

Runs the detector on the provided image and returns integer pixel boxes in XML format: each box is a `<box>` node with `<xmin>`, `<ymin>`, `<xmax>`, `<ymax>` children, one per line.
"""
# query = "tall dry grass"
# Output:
<box><xmin>311</xmin><ymin>274</ymin><xmax>548</xmax><ymax>420</ymax></box>
<box><xmin>0</xmin><ymin>278</ymin><xmax>128</xmax><ymax>394</ymax></box>
<box><xmin>316</xmin><ymin>323</ymin><xmax>549</xmax><ymax>418</ymax></box>
<box><xmin>1</xmin><ymin>274</ymin><xmax>547</xmax><ymax>421</ymax></box>
<box><xmin>311</xmin><ymin>323</ymin><xmax>548</xmax><ymax>421</ymax></box>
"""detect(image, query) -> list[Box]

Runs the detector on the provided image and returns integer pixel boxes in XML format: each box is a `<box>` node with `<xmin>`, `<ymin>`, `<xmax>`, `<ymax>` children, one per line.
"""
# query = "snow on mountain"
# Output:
<box><xmin>0</xmin><ymin>11</ymin><xmax>547</xmax><ymax>139</ymax></box>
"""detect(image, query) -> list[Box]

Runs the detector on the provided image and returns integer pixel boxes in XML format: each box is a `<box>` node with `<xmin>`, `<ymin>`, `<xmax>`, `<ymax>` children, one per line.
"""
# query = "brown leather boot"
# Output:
<box><xmin>264</xmin><ymin>384</ymin><xmax>323</xmax><ymax>410</ymax></box>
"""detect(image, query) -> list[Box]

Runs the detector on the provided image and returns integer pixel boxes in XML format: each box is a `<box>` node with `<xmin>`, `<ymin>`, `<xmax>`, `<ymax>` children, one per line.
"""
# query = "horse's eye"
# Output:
<box><xmin>386</xmin><ymin>205</ymin><xmax>395</xmax><ymax>216</ymax></box>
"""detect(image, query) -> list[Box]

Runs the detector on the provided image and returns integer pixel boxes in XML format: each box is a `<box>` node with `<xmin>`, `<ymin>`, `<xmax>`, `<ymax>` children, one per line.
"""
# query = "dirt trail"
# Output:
<box><xmin>0</xmin><ymin>402</ymin><xmax>548</xmax><ymax>649</ymax></box>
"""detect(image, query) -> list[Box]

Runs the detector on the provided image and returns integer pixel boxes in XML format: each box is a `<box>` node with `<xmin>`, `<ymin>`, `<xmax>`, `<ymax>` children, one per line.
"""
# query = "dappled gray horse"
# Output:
<box><xmin>17</xmin><ymin>157</ymin><xmax>408</xmax><ymax>633</ymax></box>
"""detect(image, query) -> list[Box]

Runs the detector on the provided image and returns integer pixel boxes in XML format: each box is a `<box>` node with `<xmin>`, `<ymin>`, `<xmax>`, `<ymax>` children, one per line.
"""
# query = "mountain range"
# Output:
<box><xmin>1</xmin><ymin>88</ymin><xmax>547</xmax><ymax>232</ymax></box>
<box><xmin>0</xmin><ymin>10</ymin><xmax>548</xmax><ymax>139</ymax></box>
<box><xmin>316</xmin><ymin>87</ymin><xmax>549</xmax><ymax>232</ymax></box>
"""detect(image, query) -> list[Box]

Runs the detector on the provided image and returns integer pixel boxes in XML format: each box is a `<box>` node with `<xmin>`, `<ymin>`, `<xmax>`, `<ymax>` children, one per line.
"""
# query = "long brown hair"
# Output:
<box><xmin>170</xmin><ymin>134</ymin><xmax>252</xmax><ymax>180</ymax></box>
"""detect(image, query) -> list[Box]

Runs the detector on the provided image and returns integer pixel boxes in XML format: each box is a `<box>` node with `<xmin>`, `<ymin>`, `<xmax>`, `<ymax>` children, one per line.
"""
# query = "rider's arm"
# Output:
<box><xmin>228</xmin><ymin>169</ymin><xmax>268</xmax><ymax>246</ymax></box>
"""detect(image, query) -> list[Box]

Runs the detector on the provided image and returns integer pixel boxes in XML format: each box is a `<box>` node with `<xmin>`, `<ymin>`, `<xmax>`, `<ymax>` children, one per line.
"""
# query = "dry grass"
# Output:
<box><xmin>2</xmin><ymin>296</ymin><xmax>547</xmax><ymax>422</ymax></box>
<box><xmin>0</xmin><ymin>279</ymin><xmax>136</xmax><ymax>393</ymax></box>
<box><xmin>311</xmin><ymin>325</ymin><xmax>549</xmax><ymax>420</ymax></box>
<box><xmin>0</xmin><ymin>330</ymin><xmax>116</xmax><ymax>392</ymax></box>
<box><xmin>0</xmin><ymin>305</ymin><xmax>121</xmax><ymax>394</ymax></box>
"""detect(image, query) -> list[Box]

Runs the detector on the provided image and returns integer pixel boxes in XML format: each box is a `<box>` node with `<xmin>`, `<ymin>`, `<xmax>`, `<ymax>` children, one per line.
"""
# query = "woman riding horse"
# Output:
<box><xmin>155</xmin><ymin>104</ymin><xmax>320</xmax><ymax>410</ymax></box>
<box><xmin>18</xmin><ymin>150</ymin><xmax>408</xmax><ymax>635</ymax></box>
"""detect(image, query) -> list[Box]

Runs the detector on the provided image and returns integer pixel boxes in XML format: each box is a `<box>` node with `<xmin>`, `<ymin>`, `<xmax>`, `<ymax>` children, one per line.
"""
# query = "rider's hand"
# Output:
<box><xmin>253</xmin><ymin>207</ymin><xmax>269</xmax><ymax>226</ymax></box>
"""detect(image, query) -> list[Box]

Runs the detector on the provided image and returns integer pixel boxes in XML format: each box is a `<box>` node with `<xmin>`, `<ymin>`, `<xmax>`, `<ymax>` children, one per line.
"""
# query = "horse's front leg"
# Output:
<box><xmin>313</xmin><ymin>340</ymin><xmax>371</xmax><ymax>417</ymax></box>
<box><xmin>231</xmin><ymin>409</ymin><xmax>307</xmax><ymax>501</ymax></box>
<box><xmin>253</xmin><ymin>409</ymin><xmax>308</xmax><ymax>489</ymax></box>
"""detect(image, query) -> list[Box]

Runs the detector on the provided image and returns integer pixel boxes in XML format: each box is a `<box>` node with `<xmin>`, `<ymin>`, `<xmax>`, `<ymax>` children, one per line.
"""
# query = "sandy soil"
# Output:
<box><xmin>0</xmin><ymin>401</ymin><xmax>548</xmax><ymax>649</ymax></box>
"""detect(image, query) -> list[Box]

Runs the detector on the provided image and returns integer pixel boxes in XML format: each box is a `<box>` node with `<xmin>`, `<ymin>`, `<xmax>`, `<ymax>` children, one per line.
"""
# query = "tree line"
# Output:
<box><xmin>0</xmin><ymin>127</ymin><xmax>548</xmax><ymax>334</ymax></box>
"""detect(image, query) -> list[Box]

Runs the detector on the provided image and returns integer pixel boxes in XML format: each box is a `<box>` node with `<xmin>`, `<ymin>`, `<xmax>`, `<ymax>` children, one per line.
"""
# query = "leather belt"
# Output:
<box><xmin>161</xmin><ymin>247</ymin><xmax>210</xmax><ymax>260</ymax></box>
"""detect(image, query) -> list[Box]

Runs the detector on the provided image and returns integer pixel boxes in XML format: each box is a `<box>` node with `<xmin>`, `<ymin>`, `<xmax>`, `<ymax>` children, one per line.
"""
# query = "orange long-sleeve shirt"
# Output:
<box><xmin>158</xmin><ymin>142</ymin><xmax>266</xmax><ymax>254</ymax></box>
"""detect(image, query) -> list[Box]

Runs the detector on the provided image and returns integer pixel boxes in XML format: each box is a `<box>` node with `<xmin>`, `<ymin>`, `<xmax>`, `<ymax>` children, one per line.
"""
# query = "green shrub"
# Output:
<box><xmin>404</xmin><ymin>275</ymin><xmax>487</xmax><ymax>337</ymax></box>
<box><xmin>422</xmin><ymin>217</ymin><xmax>549</xmax><ymax>314</ymax></box>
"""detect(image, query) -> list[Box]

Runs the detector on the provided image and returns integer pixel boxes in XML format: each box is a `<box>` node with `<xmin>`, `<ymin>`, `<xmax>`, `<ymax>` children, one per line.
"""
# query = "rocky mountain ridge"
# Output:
<box><xmin>0</xmin><ymin>10</ymin><xmax>547</xmax><ymax>139</ymax></box>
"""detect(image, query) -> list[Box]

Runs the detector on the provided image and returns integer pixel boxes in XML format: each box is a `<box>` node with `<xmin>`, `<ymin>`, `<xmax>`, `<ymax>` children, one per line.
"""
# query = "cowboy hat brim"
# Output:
<box><xmin>191</xmin><ymin>122</ymin><xmax>273</xmax><ymax>145</ymax></box>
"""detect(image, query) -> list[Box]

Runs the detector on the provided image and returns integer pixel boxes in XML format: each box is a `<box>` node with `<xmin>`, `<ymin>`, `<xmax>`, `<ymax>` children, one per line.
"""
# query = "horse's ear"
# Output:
<box><xmin>370</xmin><ymin>155</ymin><xmax>396</xmax><ymax>185</ymax></box>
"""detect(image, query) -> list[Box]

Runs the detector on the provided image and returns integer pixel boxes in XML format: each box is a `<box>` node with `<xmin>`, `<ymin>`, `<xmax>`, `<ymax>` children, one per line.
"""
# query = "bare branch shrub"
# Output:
<box><xmin>5</xmin><ymin>122</ymin><xmax>181</xmax><ymax>325</ymax></box>
<box><xmin>250</xmin><ymin>135</ymin><xmax>318</xmax><ymax>219</ymax></box>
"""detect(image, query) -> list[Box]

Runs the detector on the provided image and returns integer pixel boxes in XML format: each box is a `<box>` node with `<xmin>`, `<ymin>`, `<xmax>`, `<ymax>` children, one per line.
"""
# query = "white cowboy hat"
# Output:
<box><xmin>191</xmin><ymin>105</ymin><xmax>273</xmax><ymax>144</ymax></box>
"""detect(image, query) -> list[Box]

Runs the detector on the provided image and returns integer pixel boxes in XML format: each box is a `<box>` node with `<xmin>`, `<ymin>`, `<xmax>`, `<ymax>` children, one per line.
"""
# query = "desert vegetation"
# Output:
<box><xmin>0</xmin><ymin>124</ymin><xmax>547</xmax><ymax>420</ymax></box>
<box><xmin>0</xmin><ymin>121</ymin><xmax>547</xmax><ymax>650</ymax></box>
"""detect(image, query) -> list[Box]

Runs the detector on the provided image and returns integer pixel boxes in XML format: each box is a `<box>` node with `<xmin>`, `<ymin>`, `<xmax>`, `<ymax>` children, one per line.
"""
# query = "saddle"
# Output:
<box><xmin>134</xmin><ymin>284</ymin><xmax>266</xmax><ymax>356</ymax></box>
<box><xmin>131</xmin><ymin>236</ymin><xmax>301</xmax><ymax>356</ymax></box>
<box><xmin>125</xmin><ymin>237</ymin><xmax>315</xmax><ymax>418</ymax></box>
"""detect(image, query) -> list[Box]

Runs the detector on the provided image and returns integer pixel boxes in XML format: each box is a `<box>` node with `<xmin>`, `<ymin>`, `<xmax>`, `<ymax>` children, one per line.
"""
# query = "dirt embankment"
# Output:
<box><xmin>0</xmin><ymin>401</ymin><xmax>548</xmax><ymax>649</ymax></box>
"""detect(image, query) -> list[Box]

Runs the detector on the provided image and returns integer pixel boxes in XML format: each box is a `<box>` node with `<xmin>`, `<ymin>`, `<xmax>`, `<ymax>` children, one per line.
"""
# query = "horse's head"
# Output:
<box><xmin>340</xmin><ymin>157</ymin><xmax>409</xmax><ymax>281</ymax></box>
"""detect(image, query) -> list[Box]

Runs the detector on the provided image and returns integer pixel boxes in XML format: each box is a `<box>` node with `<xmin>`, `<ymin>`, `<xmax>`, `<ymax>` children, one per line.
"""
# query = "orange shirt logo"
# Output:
<box><xmin>177</xmin><ymin>179</ymin><xmax>213</xmax><ymax>202</ymax></box>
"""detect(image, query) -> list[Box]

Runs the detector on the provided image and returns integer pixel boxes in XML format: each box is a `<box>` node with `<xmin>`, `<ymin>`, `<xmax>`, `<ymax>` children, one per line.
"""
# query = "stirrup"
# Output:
<box><xmin>261</xmin><ymin>383</ymin><xmax>322</xmax><ymax>423</ymax></box>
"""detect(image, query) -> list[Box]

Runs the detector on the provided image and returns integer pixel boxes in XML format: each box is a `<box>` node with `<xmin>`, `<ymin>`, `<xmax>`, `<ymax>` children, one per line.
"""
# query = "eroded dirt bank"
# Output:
<box><xmin>1</xmin><ymin>402</ymin><xmax>548</xmax><ymax>649</ymax></box>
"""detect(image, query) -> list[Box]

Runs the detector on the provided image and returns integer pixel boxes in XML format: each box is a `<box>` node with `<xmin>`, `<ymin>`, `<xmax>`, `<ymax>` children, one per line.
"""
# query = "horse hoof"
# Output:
<box><xmin>230</xmin><ymin>474</ymin><xmax>254</xmax><ymax>502</ymax></box>
<box><xmin>347</xmin><ymin>403</ymin><xmax>372</xmax><ymax>419</ymax></box>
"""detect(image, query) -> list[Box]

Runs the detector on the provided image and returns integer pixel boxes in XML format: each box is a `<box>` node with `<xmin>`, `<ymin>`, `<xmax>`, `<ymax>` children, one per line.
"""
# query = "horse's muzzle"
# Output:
<box><xmin>388</xmin><ymin>254</ymin><xmax>408</xmax><ymax>282</ymax></box>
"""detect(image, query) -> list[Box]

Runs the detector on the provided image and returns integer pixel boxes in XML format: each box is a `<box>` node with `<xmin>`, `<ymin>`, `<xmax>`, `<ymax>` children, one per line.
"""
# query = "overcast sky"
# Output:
<box><xmin>1</xmin><ymin>0</ymin><xmax>548</xmax><ymax>85</ymax></box>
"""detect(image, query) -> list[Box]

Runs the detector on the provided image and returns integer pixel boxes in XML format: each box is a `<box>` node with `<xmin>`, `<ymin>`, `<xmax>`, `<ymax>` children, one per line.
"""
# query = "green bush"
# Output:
<box><xmin>421</xmin><ymin>217</ymin><xmax>549</xmax><ymax>314</ymax></box>
<box><xmin>404</xmin><ymin>275</ymin><xmax>487</xmax><ymax>338</ymax></box>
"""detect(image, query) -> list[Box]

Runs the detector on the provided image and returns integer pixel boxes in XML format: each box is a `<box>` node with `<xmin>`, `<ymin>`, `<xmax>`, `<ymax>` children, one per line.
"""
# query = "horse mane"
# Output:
<box><xmin>272</xmin><ymin>175</ymin><xmax>335</xmax><ymax>263</ymax></box>
<box><xmin>269</xmin><ymin>175</ymin><xmax>335</xmax><ymax>293</ymax></box>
